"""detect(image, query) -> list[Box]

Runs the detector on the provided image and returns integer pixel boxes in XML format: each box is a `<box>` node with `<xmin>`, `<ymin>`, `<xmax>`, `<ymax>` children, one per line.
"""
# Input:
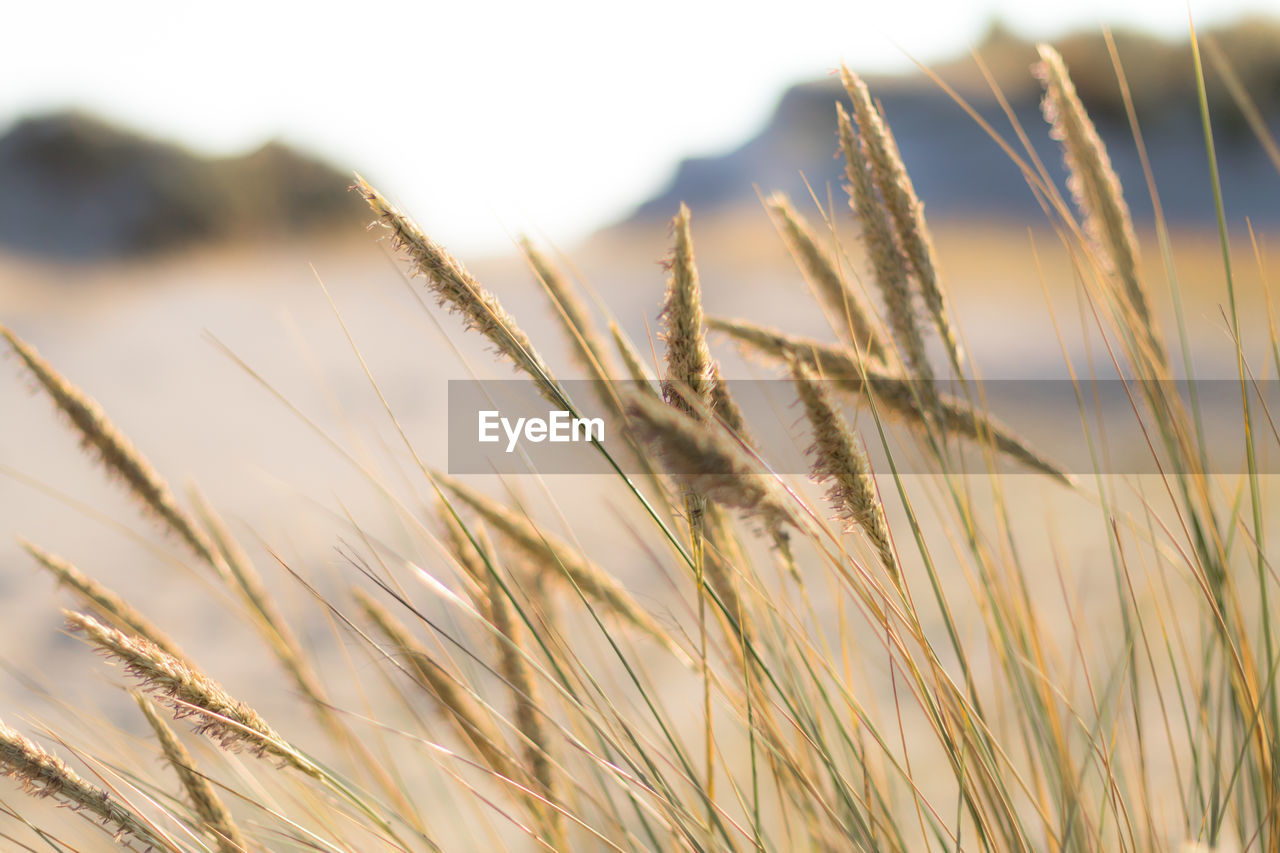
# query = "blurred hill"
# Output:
<box><xmin>627</xmin><ymin>18</ymin><xmax>1280</xmax><ymax>228</ymax></box>
<box><xmin>0</xmin><ymin>112</ymin><xmax>364</xmax><ymax>261</ymax></box>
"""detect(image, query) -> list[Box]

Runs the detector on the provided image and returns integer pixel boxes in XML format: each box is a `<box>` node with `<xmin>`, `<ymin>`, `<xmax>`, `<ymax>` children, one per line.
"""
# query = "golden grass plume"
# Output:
<box><xmin>0</xmin><ymin>324</ymin><xmax>229</xmax><ymax>582</ymax></box>
<box><xmin>65</xmin><ymin>611</ymin><xmax>316</xmax><ymax>778</ymax></box>
<box><xmin>710</xmin><ymin>316</ymin><xmax>1073</xmax><ymax>484</ymax></box>
<box><xmin>623</xmin><ymin>391</ymin><xmax>796</xmax><ymax>543</ymax></box>
<box><xmin>23</xmin><ymin>540</ymin><xmax>186</xmax><ymax>662</ymax></box>
<box><xmin>136</xmin><ymin>695</ymin><xmax>247</xmax><ymax>853</ymax></box>
<box><xmin>790</xmin><ymin>359</ymin><xmax>896</xmax><ymax>575</ymax></box>
<box><xmin>355</xmin><ymin>176</ymin><xmax>561</xmax><ymax>403</ymax></box>
<box><xmin>0</xmin><ymin>717</ymin><xmax>167</xmax><ymax>850</ymax></box>
<box><xmin>836</xmin><ymin>105</ymin><xmax>939</xmax><ymax>415</ymax></box>
<box><xmin>1035</xmin><ymin>45</ymin><xmax>1167</xmax><ymax>372</ymax></box>
<box><xmin>840</xmin><ymin>68</ymin><xmax>963</xmax><ymax>374</ymax></box>
<box><xmin>766</xmin><ymin>192</ymin><xmax>886</xmax><ymax>363</ymax></box>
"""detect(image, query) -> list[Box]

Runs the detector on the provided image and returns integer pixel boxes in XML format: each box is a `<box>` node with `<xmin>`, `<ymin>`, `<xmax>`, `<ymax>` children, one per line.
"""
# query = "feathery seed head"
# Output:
<box><xmin>354</xmin><ymin>588</ymin><xmax>521</xmax><ymax>782</ymax></box>
<box><xmin>766</xmin><ymin>192</ymin><xmax>886</xmax><ymax>363</ymax></box>
<box><xmin>187</xmin><ymin>487</ymin><xmax>336</xmax><ymax>737</ymax></box>
<box><xmin>789</xmin><ymin>359</ymin><xmax>896</xmax><ymax>574</ymax></box>
<box><xmin>355</xmin><ymin>176</ymin><xmax>562</xmax><ymax>403</ymax></box>
<box><xmin>709</xmin><ymin>362</ymin><xmax>751</xmax><ymax>442</ymax></box>
<box><xmin>840</xmin><ymin>69</ymin><xmax>963</xmax><ymax>374</ymax></box>
<box><xmin>1</xmin><ymin>325</ymin><xmax>228</xmax><ymax>580</ymax></box>
<box><xmin>136</xmin><ymin>696</ymin><xmax>246</xmax><ymax>853</ymax></box>
<box><xmin>836</xmin><ymin>107</ymin><xmax>938</xmax><ymax>404</ymax></box>
<box><xmin>710</xmin><ymin>316</ymin><xmax>1072</xmax><ymax>483</ymax></box>
<box><xmin>1035</xmin><ymin>46</ymin><xmax>1165</xmax><ymax>372</ymax></box>
<box><xmin>611</xmin><ymin>322</ymin><xmax>659</xmax><ymax>390</ymax></box>
<box><xmin>520</xmin><ymin>236</ymin><xmax>615</xmax><ymax>381</ymax></box>
<box><xmin>436</xmin><ymin>503</ymin><xmax>491</xmax><ymax>598</ymax></box>
<box><xmin>65</xmin><ymin>611</ymin><xmax>310</xmax><ymax>775</ymax></box>
<box><xmin>623</xmin><ymin>391</ymin><xmax>796</xmax><ymax>540</ymax></box>
<box><xmin>479</xmin><ymin>563</ymin><xmax>559</xmax><ymax>832</ymax></box>
<box><xmin>0</xmin><ymin>717</ymin><xmax>166</xmax><ymax>849</ymax></box>
<box><xmin>660</xmin><ymin>204</ymin><xmax>714</xmax><ymax>419</ymax></box>
<box><xmin>24</xmin><ymin>540</ymin><xmax>187</xmax><ymax>662</ymax></box>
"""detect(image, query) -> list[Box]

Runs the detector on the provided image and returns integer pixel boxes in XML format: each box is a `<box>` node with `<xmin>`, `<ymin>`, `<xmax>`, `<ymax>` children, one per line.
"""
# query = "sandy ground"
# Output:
<box><xmin>0</xmin><ymin>215</ymin><xmax>1276</xmax><ymax>847</ymax></box>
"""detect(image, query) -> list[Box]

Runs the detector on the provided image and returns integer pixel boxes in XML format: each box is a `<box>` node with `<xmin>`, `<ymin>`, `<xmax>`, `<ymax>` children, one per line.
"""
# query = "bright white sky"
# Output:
<box><xmin>5</xmin><ymin>0</ymin><xmax>1277</xmax><ymax>254</ymax></box>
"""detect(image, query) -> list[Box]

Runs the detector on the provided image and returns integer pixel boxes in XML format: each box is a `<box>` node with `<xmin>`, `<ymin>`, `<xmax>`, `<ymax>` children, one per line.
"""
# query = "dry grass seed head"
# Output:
<box><xmin>659</xmin><ymin>204</ymin><xmax>715</xmax><ymax>420</ymax></box>
<box><xmin>835</xmin><ymin>106</ymin><xmax>938</xmax><ymax>409</ymax></box>
<box><xmin>64</xmin><ymin>611</ymin><xmax>314</xmax><ymax>777</ymax></box>
<box><xmin>766</xmin><ymin>192</ymin><xmax>887</xmax><ymax>364</ymax></box>
<box><xmin>708</xmin><ymin>361</ymin><xmax>751</xmax><ymax>443</ymax></box>
<box><xmin>610</xmin><ymin>322</ymin><xmax>659</xmax><ymax>390</ymax></box>
<box><xmin>187</xmin><ymin>488</ymin><xmax>338</xmax><ymax>740</ymax></box>
<box><xmin>840</xmin><ymin>68</ymin><xmax>963</xmax><ymax>374</ymax></box>
<box><xmin>520</xmin><ymin>235</ymin><xmax>616</xmax><ymax>383</ymax></box>
<box><xmin>23</xmin><ymin>540</ymin><xmax>187</xmax><ymax>662</ymax></box>
<box><xmin>624</xmin><ymin>391</ymin><xmax>796</xmax><ymax>542</ymax></box>
<box><xmin>789</xmin><ymin>359</ymin><xmax>896</xmax><ymax>575</ymax></box>
<box><xmin>1034</xmin><ymin>45</ymin><xmax>1167</xmax><ymax>372</ymax></box>
<box><xmin>436</xmin><ymin>503</ymin><xmax>492</xmax><ymax>603</ymax></box>
<box><xmin>136</xmin><ymin>695</ymin><xmax>246</xmax><ymax>853</ymax></box>
<box><xmin>709</xmin><ymin>316</ymin><xmax>1072</xmax><ymax>484</ymax></box>
<box><xmin>352</xmin><ymin>589</ymin><xmax>520</xmax><ymax>783</ymax></box>
<box><xmin>700</xmin><ymin>502</ymin><xmax>755</xmax><ymax>653</ymax></box>
<box><xmin>0</xmin><ymin>717</ymin><xmax>167</xmax><ymax>850</ymax></box>
<box><xmin>0</xmin><ymin>325</ymin><xmax>229</xmax><ymax>582</ymax></box>
<box><xmin>355</xmin><ymin>176</ymin><xmax>562</xmax><ymax>404</ymax></box>
<box><xmin>477</xmin><ymin>563</ymin><xmax>561</xmax><ymax>838</ymax></box>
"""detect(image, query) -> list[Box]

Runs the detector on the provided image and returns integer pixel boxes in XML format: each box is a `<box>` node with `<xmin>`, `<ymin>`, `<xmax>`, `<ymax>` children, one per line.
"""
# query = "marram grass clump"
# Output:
<box><xmin>0</xmin><ymin>36</ymin><xmax>1275</xmax><ymax>853</ymax></box>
